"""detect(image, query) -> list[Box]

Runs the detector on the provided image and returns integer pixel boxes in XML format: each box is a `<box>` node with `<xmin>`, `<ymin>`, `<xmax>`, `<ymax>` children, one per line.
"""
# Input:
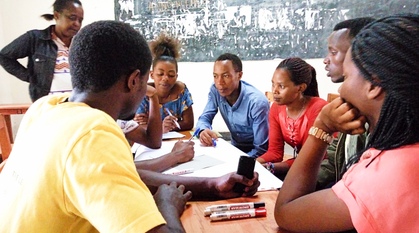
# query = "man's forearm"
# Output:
<box><xmin>138</xmin><ymin>169</ymin><xmax>217</xmax><ymax>199</ymax></box>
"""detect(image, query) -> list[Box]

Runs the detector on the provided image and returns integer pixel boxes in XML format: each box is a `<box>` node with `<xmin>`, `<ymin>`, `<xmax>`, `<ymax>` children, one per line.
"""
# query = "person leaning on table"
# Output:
<box><xmin>0</xmin><ymin>20</ymin><xmax>260</xmax><ymax>232</ymax></box>
<box><xmin>196</xmin><ymin>53</ymin><xmax>269</xmax><ymax>158</ymax></box>
<box><xmin>275</xmin><ymin>14</ymin><xmax>419</xmax><ymax>232</ymax></box>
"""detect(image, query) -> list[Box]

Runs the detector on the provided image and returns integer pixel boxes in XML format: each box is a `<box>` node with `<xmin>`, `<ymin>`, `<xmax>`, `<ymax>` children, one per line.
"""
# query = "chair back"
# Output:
<box><xmin>0</xmin><ymin>114</ymin><xmax>12</xmax><ymax>162</ymax></box>
<box><xmin>265</xmin><ymin>91</ymin><xmax>273</xmax><ymax>107</ymax></box>
<box><xmin>327</xmin><ymin>93</ymin><xmax>340</xmax><ymax>103</ymax></box>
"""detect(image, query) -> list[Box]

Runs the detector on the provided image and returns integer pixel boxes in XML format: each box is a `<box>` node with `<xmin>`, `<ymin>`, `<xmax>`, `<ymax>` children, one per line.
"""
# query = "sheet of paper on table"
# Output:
<box><xmin>132</xmin><ymin>139</ymin><xmax>283</xmax><ymax>191</ymax></box>
<box><xmin>162</xmin><ymin>131</ymin><xmax>185</xmax><ymax>140</ymax></box>
<box><xmin>132</xmin><ymin>140</ymin><xmax>224</xmax><ymax>172</ymax></box>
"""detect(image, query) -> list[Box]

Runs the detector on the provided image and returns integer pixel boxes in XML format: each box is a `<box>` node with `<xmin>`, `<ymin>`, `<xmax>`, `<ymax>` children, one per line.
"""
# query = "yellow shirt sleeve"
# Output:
<box><xmin>63</xmin><ymin>119</ymin><xmax>166</xmax><ymax>232</ymax></box>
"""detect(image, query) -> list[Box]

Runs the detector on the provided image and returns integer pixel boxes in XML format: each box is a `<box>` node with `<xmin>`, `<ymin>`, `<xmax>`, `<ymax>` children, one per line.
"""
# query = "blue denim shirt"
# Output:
<box><xmin>196</xmin><ymin>81</ymin><xmax>269</xmax><ymax>157</ymax></box>
<box><xmin>0</xmin><ymin>25</ymin><xmax>57</xmax><ymax>102</ymax></box>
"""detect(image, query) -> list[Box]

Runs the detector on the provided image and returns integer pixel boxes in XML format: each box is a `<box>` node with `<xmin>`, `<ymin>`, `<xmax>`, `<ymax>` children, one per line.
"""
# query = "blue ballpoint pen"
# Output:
<box><xmin>190</xmin><ymin>127</ymin><xmax>216</xmax><ymax>146</ymax></box>
<box><xmin>209</xmin><ymin>126</ymin><xmax>217</xmax><ymax>147</ymax></box>
<box><xmin>188</xmin><ymin>127</ymin><xmax>201</xmax><ymax>141</ymax></box>
<box><xmin>165</xmin><ymin>108</ymin><xmax>181</xmax><ymax>130</ymax></box>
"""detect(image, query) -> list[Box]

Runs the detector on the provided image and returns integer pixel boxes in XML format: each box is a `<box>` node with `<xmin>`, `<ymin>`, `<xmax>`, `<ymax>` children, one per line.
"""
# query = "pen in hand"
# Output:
<box><xmin>208</xmin><ymin>126</ymin><xmax>217</xmax><ymax>147</ymax></box>
<box><xmin>196</xmin><ymin>127</ymin><xmax>217</xmax><ymax>146</ymax></box>
<box><xmin>165</xmin><ymin>108</ymin><xmax>181</xmax><ymax>130</ymax></box>
<box><xmin>189</xmin><ymin>128</ymin><xmax>201</xmax><ymax>141</ymax></box>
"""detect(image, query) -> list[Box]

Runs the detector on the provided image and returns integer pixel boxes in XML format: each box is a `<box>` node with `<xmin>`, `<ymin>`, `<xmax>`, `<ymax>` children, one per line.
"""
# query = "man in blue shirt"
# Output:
<box><xmin>196</xmin><ymin>53</ymin><xmax>269</xmax><ymax>158</ymax></box>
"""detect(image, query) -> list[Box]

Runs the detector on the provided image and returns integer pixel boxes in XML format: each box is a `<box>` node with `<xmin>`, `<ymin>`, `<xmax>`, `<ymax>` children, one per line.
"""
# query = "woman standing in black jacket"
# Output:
<box><xmin>0</xmin><ymin>0</ymin><xmax>83</xmax><ymax>102</ymax></box>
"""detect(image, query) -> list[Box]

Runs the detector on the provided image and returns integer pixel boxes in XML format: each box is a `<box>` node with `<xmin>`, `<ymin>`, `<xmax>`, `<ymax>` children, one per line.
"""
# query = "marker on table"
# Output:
<box><xmin>209</xmin><ymin>208</ymin><xmax>267</xmax><ymax>221</ymax></box>
<box><xmin>204</xmin><ymin>202</ymin><xmax>265</xmax><ymax>216</ymax></box>
<box><xmin>163</xmin><ymin>168</ymin><xmax>194</xmax><ymax>176</ymax></box>
<box><xmin>165</xmin><ymin>108</ymin><xmax>181</xmax><ymax>130</ymax></box>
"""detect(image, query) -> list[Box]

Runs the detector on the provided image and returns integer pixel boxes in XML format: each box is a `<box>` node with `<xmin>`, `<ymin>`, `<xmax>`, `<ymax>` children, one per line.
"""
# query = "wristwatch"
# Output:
<box><xmin>308</xmin><ymin>126</ymin><xmax>333</xmax><ymax>145</ymax></box>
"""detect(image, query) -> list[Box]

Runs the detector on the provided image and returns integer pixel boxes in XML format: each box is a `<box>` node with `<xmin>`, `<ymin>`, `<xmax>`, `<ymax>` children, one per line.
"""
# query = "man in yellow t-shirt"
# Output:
<box><xmin>1</xmin><ymin>94</ymin><xmax>167</xmax><ymax>232</ymax></box>
<box><xmin>0</xmin><ymin>20</ymin><xmax>260</xmax><ymax>232</ymax></box>
<box><xmin>0</xmin><ymin>21</ymin><xmax>186</xmax><ymax>232</ymax></box>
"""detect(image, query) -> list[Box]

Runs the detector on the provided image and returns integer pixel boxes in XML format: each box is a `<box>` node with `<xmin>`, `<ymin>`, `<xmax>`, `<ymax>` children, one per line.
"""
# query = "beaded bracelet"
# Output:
<box><xmin>266</xmin><ymin>162</ymin><xmax>275</xmax><ymax>174</ymax></box>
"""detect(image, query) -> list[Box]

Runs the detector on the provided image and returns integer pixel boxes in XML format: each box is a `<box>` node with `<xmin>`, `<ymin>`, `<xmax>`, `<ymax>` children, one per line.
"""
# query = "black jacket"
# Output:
<box><xmin>0</xmin><ymin>25</ymin><xmax>58</xmax><ymax>102</ymax></box>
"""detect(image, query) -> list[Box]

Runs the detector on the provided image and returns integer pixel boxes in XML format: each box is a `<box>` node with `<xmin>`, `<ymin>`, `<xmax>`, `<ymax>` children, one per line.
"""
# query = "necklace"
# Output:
<box><xmin>286</xmin><ymin>97</ymin><xmax>306</xmax><ymax>120</ymax></box>
<box><xmin>286</xmin><ymin>97</ymin><xmax>307</xmax><ymax>133</ymax></box>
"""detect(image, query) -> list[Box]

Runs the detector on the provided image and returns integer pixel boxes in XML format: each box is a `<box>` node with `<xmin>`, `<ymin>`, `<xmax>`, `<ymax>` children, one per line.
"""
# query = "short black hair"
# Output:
<box><xmin>215</xmin><ymin>53</ymin><xmax>243</xmax><ymax>72</ymax></box>
<box><xmin>333</xmin><ymin>17</ymin><xmax>376</xmax><ymax>39</ymax></box>
<box><xmin>69</xmin><ymin>20</ymin><xmax>152</xmax><ymax>92</ymax></box>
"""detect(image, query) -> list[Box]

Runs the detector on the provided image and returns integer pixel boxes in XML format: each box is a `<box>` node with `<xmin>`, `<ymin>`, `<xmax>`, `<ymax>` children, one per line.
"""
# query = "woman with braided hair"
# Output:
<box><xmin>275</xmin><ymin>14</ymin><xmax>419</xmax><ymax>232</ymax></box>
<box><xmin>256</xmin><ymin>57</ymin><xmax>327</xmax><ymax>180</ymax></box>
<box><xmin>135</xmin><ymin>33</ymin><xmax>194</xmax><ymax>133</ymax></box>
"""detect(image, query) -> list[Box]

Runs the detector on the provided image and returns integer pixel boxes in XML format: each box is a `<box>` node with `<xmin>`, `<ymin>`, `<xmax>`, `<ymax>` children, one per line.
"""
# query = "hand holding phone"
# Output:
<box><xmin>232</xmin><ymin>155</ymin><xmax>256</xmax><ymax>193</ymax></box>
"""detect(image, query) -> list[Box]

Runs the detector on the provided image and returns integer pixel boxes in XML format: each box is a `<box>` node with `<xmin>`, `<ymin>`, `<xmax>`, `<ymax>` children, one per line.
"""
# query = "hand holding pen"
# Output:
<box><xmin>170</xmin><ymin>140</ymin><xmax>195</xmax><ymax>163</ymax></box>
<box><xmin>163</xmin><ymin>108</ymin><xmax>181</xmax><ymax>132</ymax></box>
<box><xmin>198</xmin><ymin>128</ymin><xmax>218</xmax><ymax>147</ymax></box>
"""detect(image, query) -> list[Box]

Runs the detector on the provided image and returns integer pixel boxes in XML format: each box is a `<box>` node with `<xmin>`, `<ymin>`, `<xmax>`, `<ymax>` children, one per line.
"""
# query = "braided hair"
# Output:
<box><xmin>41</xmin><ymin>0</ymin><xmax>82</xmax><ymax>21</ymax></box>
<box><xmin>149</xmin><ymin>33</ymin><xmax>181</xmax><ymax>72</ymax></box>
<box><xmin>348</xmin><ymin>14</ymin><xmax>419</xmax><ymax>166</ymax></box>
<box><xmin>276</xmin><ymin>57</ymin><xmax>319</xmax><ymax>97</ymax></box>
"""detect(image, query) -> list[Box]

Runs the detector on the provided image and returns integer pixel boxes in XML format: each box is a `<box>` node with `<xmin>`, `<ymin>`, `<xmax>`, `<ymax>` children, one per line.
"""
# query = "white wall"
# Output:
<box><xmin>179</xmin><ymin>59</ymin><xmax>340</xmax><ymax>132</ymax></box>
<box><xmin>0</xmin><ymin>0</ymin><xmax>339</xmax><ymax>137</ymax></box>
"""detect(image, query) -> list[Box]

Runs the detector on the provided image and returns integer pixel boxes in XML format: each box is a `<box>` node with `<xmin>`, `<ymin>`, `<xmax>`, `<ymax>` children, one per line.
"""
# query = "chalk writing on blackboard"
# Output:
<box><xmin>115</xmin><ymin>0</ymin><xmax>419</xmax><ymax>61</ymax></box>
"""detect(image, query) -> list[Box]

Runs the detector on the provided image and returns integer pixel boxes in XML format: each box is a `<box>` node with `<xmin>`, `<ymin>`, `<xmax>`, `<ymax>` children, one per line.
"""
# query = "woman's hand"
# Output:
<box><xmin>315</xmin><ymin>97</ymin><xmax>367</xmax><ymax>135</ymax></box>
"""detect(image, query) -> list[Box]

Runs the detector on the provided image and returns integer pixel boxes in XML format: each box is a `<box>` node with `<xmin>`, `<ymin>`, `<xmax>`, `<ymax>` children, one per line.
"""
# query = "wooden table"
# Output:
<box><xmin>181</xmin><ymin>190</ymin><xmax>281</xmax><ymax>232</ymax></box>
<box><xmin>138</xmin><ymin>132</ymin><xmax>284</xmax><ymax>232</ymax></box>
<box><xmin>0</xmin><ymin>104</ymin><xmax>31</xmax><ymax>143</ymax></box>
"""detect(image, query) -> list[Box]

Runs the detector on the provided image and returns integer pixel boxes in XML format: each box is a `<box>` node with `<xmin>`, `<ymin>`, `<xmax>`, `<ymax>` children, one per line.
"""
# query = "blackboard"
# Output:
<box><xmin>115</xmin><ymin>0</ymin><xmax>419</xmax><ymax>61</ymax></box>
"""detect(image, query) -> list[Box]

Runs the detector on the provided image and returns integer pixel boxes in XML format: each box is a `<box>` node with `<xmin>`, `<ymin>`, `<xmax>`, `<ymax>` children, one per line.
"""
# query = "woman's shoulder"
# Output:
<box><xmin>171</xmin><ymin>81</ymin><xmax>193</xmax><ymax>100</ymax></box>
<box><xmin>26</xmin><ymin>25</ymin><xmax>54</xmax><ymax>38</ymax></box>
<box><xmin>304</xmin><ymin>97</ymin><xmax>327</xmax><ymax>116</ymax></box>
<box><xmin>172</xmin><ymin>81</ymin><xmax>186</xmax><ymax>94</ymax></box>
<box><xmin>307</xmin><ymin>96</ymin><xmax>328</xmax><ymax>107</ymax></box>
<box><xmin>270</xmin><ymin>103</ymin><xmax>286</xmax><ymax>114</ymax></box>
<box><xmin>175</xmin><ymin>81</ymin><xmax>186</xmax><ymax>90</ymax></box>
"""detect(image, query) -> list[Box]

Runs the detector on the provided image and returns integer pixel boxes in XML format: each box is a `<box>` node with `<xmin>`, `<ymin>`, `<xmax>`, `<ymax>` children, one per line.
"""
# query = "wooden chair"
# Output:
<box><xmin>327</xmin><ymin>93</ymin><xmax>340</xmax><ymax>103</ymax></box>
<box><xmin>265</xmin><ymin>91</ymin><xmax>273</xmax><ymax>106</ymax></box>
<box><xmin>0</xmin><ymin>114</ymin><xmax>13</xmax><ymax>171</ymax></box>
<box><xmin>0</xmin><ymin>103</ymin><xmax>31</xmax><ymax>143</ymax></box>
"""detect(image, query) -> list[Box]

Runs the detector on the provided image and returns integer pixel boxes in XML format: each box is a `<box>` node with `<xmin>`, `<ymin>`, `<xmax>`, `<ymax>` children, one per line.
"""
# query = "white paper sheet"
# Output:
<box><xmin>162</xmin><ymin>131</ymin><xmax>186</xmax><ymax>140</ymax></box>
<box><xmin>132</xmin><ymin>139</ymin><xmax>283</xmax><ymax>191</ymax></box>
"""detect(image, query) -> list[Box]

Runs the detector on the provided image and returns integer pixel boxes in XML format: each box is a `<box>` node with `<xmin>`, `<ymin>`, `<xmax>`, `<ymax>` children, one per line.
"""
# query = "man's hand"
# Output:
<box><xmin>145</xmin><ymin>85</ymin><xmax>157</xmax><ymax>97</ymax></box>
<box><xmin>212</xmin><ymin>172</ymin><xmax>260</xmax><ymax>199</ymax></box>
<box><xmin>134</xmin><ymin>113</ymin><xmax>148</xmax><ymax>125</ymax></box>
<box><xmin>153</xmin><ymin>182</ymin><xmax>192</xmax><ymax>218</ymax></box>
<box><xmin>198</xmin><ymin>128</ymin><xmax>218</xmax><ymax>147</ymax></box>
<box><xmin>133</xmin><ymin>85</ymin><xmax>157</xmax><ymax>125</ymax></box>
<box><xmin>171</xmin><ymin>140</ymin><xmax>195</xmax><ymax>164</ymax></box>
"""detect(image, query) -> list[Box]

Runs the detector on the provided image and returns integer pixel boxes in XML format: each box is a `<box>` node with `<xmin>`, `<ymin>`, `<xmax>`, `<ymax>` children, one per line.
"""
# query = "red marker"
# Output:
<box><xmin>209</xmin><ymin>208</ymin><xmax>267</xmax><ymax>221</ymax></box>
<box><xmin>204</xmin><ymin>202</ymin><xmax>265</xmax><ymax>216</ymax></box>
